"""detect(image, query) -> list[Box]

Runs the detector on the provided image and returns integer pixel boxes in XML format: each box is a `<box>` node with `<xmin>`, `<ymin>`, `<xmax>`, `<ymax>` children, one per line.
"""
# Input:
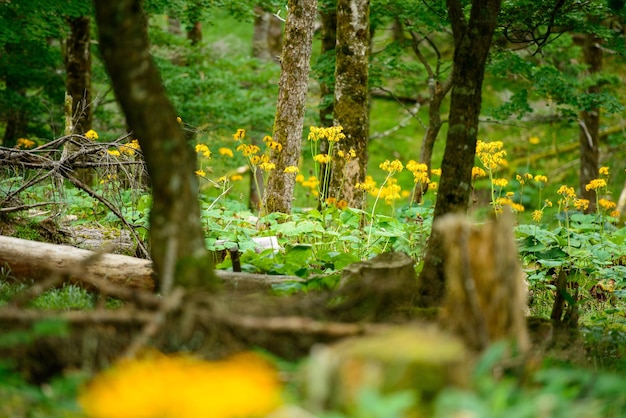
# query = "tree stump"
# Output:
<box><xmin>435</xmin><ymin>209</ymin><xmax>530</xmax><ymax>353</ymax></box>
<box><xmin>301</xmin><ymin>326</ymin><xmax>467</xmax><ymax>415</ymax></box>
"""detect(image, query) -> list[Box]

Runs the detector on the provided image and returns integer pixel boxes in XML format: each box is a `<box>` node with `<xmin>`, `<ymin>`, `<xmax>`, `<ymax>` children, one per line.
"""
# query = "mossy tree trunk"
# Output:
<box><xmin>94</xmin><ymin>0</ymin><xmax>216</xmax><ymax>293</ymax></box>
<box><xmin>577</xmin><ymin>33</ymin><xmax>602</xmax><ymax>213</ymax></box>
<box><xmin>417</xmin><ymin>0</ymin><xmax>502</xmax><ymax>307</ymax></box>
<box><xmin>330</xmin><ymin>0</ymin><xmax>370</xmax><ymax>209</ymax></box>
<box><xmin>263</xmin><ymin>0</ymin><xmax>317</xmax><ymax>214</ymax></box>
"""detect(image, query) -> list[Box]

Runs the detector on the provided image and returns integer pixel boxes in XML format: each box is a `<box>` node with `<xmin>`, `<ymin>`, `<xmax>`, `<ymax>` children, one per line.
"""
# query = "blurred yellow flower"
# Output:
<box><xmin>284</xmin><ymin>165</ymin><xmax>299</xmax><ymax>173</ymax></box>
<box><xmin>599</xmin><ymin>198</ymin><xmax>617</xmax><ymax>211</ymax></box>
<box><xmin>574</xmin><ymin>198</ymin><xmax>589</xmax><ymax>211</ymax></box>
<box><xmin>176</xmin><ymin>116</ymin><xmax>182</xmax><ymax>123</ymax></box>
<box><xmin>379</xmin><ymin>159</ymin><xmax>404</xmax><ymax>173</ymax></box>
<box><xmin>120</xmin><ymin>140</ymin><xmax>141</xmax><ymax>156</ymax></box>
<box><xmin>79</xmin><ymin>352</ymin><xmax>282</xmax><ymax>418</ymax></box>
<box><xmin>610</xmin><ymin>210</ymin><xmax>621</xmax><ymax>218</ymax></box>
<box><xmin>195</xmin><ymin>169</ymin><xmax>206</xmax><ymax>177</ymax></box>
<box><xmin>15</xmin><ymin>138</ymin><xmax>35</xmax><ymax>149</ymax></box>
<box><xmin>233</xmin><ymin>128</ymin><xmax>246</xmax><ymax>140</ymax></box>
<box><xmin>599</xmin><ymin>166</ymin><xmax>609</xmax><ymax>176</ymax></box>
<box><xmin>107</xmin><ymin>149</ymin><xmax>121</xmax><ymax>157</ymax></box>
<box><xmin>219</xmin><ymin>148</ymin><xmax>234</xmax><ymax>157</ymax></box>
<box><xmin>532</xmin><ymin>210</ymin><xmax>543</xmax><ymax>222</ymax></box>
<box><xmin>492</xmin><ymin>178</ymin><xmax>508</xmax><ymax>188</ymax></box>
<box><xmin>313</xmin><ymin>154</ymin><xmax>332</xmax><ymax>164</ymax></box>
<box><xmin>236</xmin><ymin>144</ymin><xmax>260</xmax><ymax>157</ymax></box>
<box><xmin>85</xmin><ymin>130</ymin><xmax>98</xmax><ymax>140</ymax></box>
<box><xmin>528</xmin><ymin>136</ymin><xmax>540</xmax><ymax>145</ymax></box>
<box><xmin>230</xmin><ymin>174</ymin><xmax>243</xmax><ymax>181</ymax></box>
<box><xmin>431</xmin><ymin>168</ymin><xmax>442</xmax><ymax>177</ymax></box>
<box><xmin>355</xmin><ymin>175</ymin><xmax>377</xmax><ymax>192</ymax></box>
<box><xmin>472</xmin><ymin>167</ymin><xmax>486</xmax><ymax>179</ymax></box>
<box><xmin>557</xmin><ymin>185</ymin><xmax>576</xmax><ymax>198</ymax></box>
<box><xmin>476</xmin><ymin>140</ymin><xmax>507</xmax><ymax>170</ymax></box>
<box><xmin>295</xmin><ymin>174</ymin><xmax>305</xmax><ymax>183</ymax></box>
<box><xmin>268</xmin><ymin>141</ymin><xmax>283</xmax><ymax>152</ymax></box>
<box><xmin>534</xmin><ymin>175</ymin><xmax>548</xmax><ymax>184</ymax></box>
<box><xmin>585</xmin><ymin>179</ymin><xmax>607</xmax><ymax>191</ymax></box>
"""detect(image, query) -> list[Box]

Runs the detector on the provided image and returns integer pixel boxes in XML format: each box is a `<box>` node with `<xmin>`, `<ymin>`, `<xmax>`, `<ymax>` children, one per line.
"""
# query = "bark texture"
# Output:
<box><xmin>417</xmin><ymin>0</ymin><xmax>502</xmax><ymax>307</ymax></box>
<box><xmin>578</xmin><ymin>34</ymin><xmax>602</xmax><ymax>212</ymax></box>
<box><xmin>94</xmin><ymin>0</ymin><xmax>216</xmax><ymax>292</ymax></box>
<box><xmin>263</xmin><ymin>0</ymin><xmax>317</xmax><ymax>214</ymax></box>
<box><xmin>331</xmin><ymin>0</ymin><xmax>370</xmax><ymax>209</ymax></box>
<box><xmin>65</xmin><ymin>16</ymin><xmax>92</xmax><ymax>136</ymax></box>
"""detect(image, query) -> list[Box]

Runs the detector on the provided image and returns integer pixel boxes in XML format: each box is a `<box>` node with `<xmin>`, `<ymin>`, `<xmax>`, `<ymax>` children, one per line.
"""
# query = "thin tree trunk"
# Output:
<box><xmin>330</xmin><ymin>0</ymin><xmax>370</xmax><ymax>209</ymax></box>
<box><xmin>417</xmin><ymin>0</ymin><xmax>502</xmax><ymax>307</ymax></box>
<box><xmin>578</xmin><ymin>34</ymin><xmax>602</xmax><ymax>213</ymax></box>
<box><xmin>317</xmin><ymin>6</ymin><xmax>337</xmax><ymax>205</ymax></box>
<box><xmin>94</xmin><ymin>0</ymin><xmax>216</xmax><ymax>292</ymax></box>
<box><xmin>263</xmin><ymin>0</ymin><xmax>317</xmax><ymax>214</ymax></box>
<box><xmin>64</xmin><ymin>15</ymin><xmax>93</xmax><ymax>185</ymax></box>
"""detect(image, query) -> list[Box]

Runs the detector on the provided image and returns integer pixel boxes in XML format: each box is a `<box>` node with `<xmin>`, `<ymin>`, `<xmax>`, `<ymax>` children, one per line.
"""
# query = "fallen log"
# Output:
<box><xmin>0</xmin><ymin>235</ymin><xmax>304</xmax><ymax>292</ymax></box>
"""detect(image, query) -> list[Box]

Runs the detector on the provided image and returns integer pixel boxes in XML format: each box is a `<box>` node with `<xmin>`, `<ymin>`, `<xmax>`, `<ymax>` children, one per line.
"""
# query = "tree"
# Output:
<box><xmin>263</xmin><ymin>0</ymin><xmax>317</xmax><ymax>214</ymax></box>
<box><xmin>94</xmin><ymin>0</ymin><xmax>217</xmax><ymax>292</ymax></box>
<box><xmin>329</xmin><ymin>0</ymin><xmax>370</xmax><ymax>209</ymax></box>
<box><xmin>417</xmin><ymin>0</ymin><xmax>503</xmax><ymax>307</ymax></box>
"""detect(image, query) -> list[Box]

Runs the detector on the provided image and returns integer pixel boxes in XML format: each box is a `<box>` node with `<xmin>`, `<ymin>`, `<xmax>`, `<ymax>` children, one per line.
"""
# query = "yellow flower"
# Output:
<box><xmin>295</xmin><ymin>174</ymin><xmax>305</xmax><ymax>183</ymax></box>
<box><xmin>236</xmin><ymin>144</ymin><xmax>260</xmax><ymax>157</ymax></box>
<box><xmin>219</xmin><ymin>148</ymin><xmax>234</xmax><ymax>157</ymax></box>
<box><xmin>268</xmin><ymin>141</ymin><xmax>283</xmax><ymax>152</ymax></box>
<box><xmin>355</xmin><ymin>175</ymin><xmax>376</xmax><ymax>192</ymax></box>
<box><xmin>263</xmin><ymin>135</ymin><xmax>273</xmax><ymax>143</ymax></box>
<box><xmin>230</xmin><ymin>174</ymin><xmax>243</xmax><ymax>181</ymax></box>
<box><xmin>534</xmin><ymin>175</ymin><xmax>548</xmax><ymax>184</ymax></box>
<box><xmin>431</xmin><ymin>168</ymin><xmax>442</xmax><ymax>177</ymax></box>
<box><xmin>557</xmin><ymin>185</ymin><xmax>576</xmax><ymax>198</ymax></box>
<box><xmin>85</xmin><ymin>129</ymin><xmax>98</xmax><ymax>140</ymax></box>
<box><xmin>532</xmin><ymin>210</ymin><xmax>543</xmax><ymax>222</ymax></box>
<box><xmin>574</xmin><ymin>198</ymin><xmax>589</xmax><ymax>211</ymax></box>
<box><xmin>313</xmin><ymin>153</ymin><xmax>332</xmax><ymax>164</ymax></box>
<box><xmin>284</xmin><ymin>165</ymin><xmax>299</xmax><ymax>173</ymax></box>
<box><xmin>195</xmin><ymin>169</ymin><xmax>205</xmax><ymax>177</ymax></box>
<box><xmin>107</xmin><ymin>149</ymin><xmax>121</xmax><ymax>157</ymax></box>
<box><xmin>379</xmin><ymin>159</ymin><xmax>404</xmax><ymax>173</ymax></box>
<box><xmin>15</xmin><ymin>138</ymin><xmax>35</xmax><ymax>149</ymax></box>
<box><xmin>233</xmin><ymin>128</ymin><xmax>246</xmax><ymax>140</ymax></box>
<box><xmin>307</xmin><ymin>125</ymin><xmax>345</xmax><ymax>142</ymax></box>
<box><xmin>429</xmin><ymin>182</ymin><xmax>438</xmax><ymax>191</ymax></box>
<box><xmin>472</xmin><ymin>167</ymin><xmax>486</xmax><ymax>179</ymax></box>
<box><xmin>599</xmin><ymin>166</ymin><xmax>609</xmax><ymax>176</ymax></box>
<box><xmin>492</xmin><ymin>178</ymin><xmax>508</xmax><ymax>188</ymax></box>
<box><xmin>79</xmin><ymin>352</ymin><xmax>282</xmax><ymax>418</ymax></box>
<box><xmin>610</xmin><ymin>210</ymin><xmax>621</xmax><ymax>218</ymax></box>
<box><xmin>476</xmin><ymin>140</ymin><xmax>507</xmax><ymax>170</ymax></box>
<box><xmin>599</xmin><ymin>198</ymin><xmax>617</xmax><ymax>211</ymax></box>
<box><xmin>259</xmin><ymin>161</ymin><xmax>276</xmax><ymax>172</ymax></box>
<box><xmin>218</xmin><ymin>176</ymin><xmax>228</xmax><ymax>183</ymax></box>
<box><xmin>336</xmin><ymin>200</ymin><xmax>348</xmax><ymax>210</ymax></box>
<box><xmin>195</xmin><ymin>144</ymin><xmax>209</xmax><ymax>153</ymax></box>
<box><xmin>545</xmin><ymin>199</ymin><xmax>553</xmax><ymax>207</ymax></box>
<box><xmin>585</xmin><ymin>179</ymin><xmax>607</xmax><ymax>191</ymax></box>
<box><xmin>176</xmin><ymin>116</ymin><xmax>182</xmax><ymax>123</ymax></box>
<box><xmin>326</xmin><ymin>197</ymin><xmax>337</xmax><ymax>206</ymax></box>
<box><xmin>121</xmin><ymin>139</ymin><xmax>141</xmax><ymax>156</ymax></box>
<box><xmin>516</xmin><ymin>174</ymin><xmax>525</xmax><ymax>185</ymax></box>
<box><xmin>528</xmin><ymin>136</ymin><xmax>540</xmax><ymax>145</ymax></box>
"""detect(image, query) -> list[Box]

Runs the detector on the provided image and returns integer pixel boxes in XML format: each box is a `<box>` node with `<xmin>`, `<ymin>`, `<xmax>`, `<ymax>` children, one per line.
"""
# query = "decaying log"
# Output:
<box><xmin>0</xmin><ymin>235</ymin><xmax>304</xmax><ymax>292</ymax></box>
<box><xmin>436</xmin><ymin>209</ymin><xmax>530</xmax><ymax>353</ymax></box>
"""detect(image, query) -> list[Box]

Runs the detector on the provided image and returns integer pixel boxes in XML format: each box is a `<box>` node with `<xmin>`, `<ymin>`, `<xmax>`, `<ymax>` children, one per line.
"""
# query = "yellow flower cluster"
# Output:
<box><xmin>379</xmin><ymin>159</ymin><xmax>404</xmax><ymax>173</ymax></box>
<box><xmin>585</xmin><ymin>178</ymin><xmax>607</xmax><ymax>191</ymax></box>
<box><xmin>495</xmin><ymin>197</ymin><xmax>525</xmax><ymax>213</ymax></box>
<box><xmin>284</xmin><ymin>165</ymin><xmax>299</xmax><ymax>174</ymax></box>
<box><xmin>313</xmin><ymin>153</ymin><xmax>332</xmax><ymax>164</ymax></box>
<box><xmin>251</xmin><ymin>154</ymin><xmax>275</xmax><ymax>172</ymax></box>
<box><xmin>406</xmin><ymin>160</ymin><xmax>429</xmax><ymax>184</ymax></box>
<box><xmin>195</xmin><ymin>143</ymin><xmax>212</xmax><ymax>158</ymax></box>
<box><xmin>355</xmin><ymin>175</ymin><xmax>377</xmax><ymax>193</ymax></box>
<box><xmin>476</xmin><ymin>140</ymin><xmax>507</xmax><ymax>170</ymax></box>
<box><xmin>325</xmin><ymin>197</ymin><xmax>349</xmax><ymax>209</ymax></box>
<box><xmin>337</xmin><ymin>148</ymin><xmax>357</xmax><ymax>160</ymax></box>
<box><xmin>378</xmin><ymin>177</ymin><xmax>403</xmax><ymax>204</ymax></box>
<box><xmin>85</xmin><ymin>129</ymin><xmax>99</xmax><ymax>140</ymax></box>
<box><xmin>236</xmin><ymin>143</ymin><xmax>260</xmax><ymax>157</ymax></box>
<box><xmin>79</xmin><ymin>352</ymin><xmax>282</xmax><ymax>418</ymax></box>
<box><xmin>15</xmin><ymin>137</ymin><xmax>35</xmax><ymax>149</ymax></box>
<box><xmin>308</xmin><ymin>125</ymin><xmax>346</xmax><ymax>143</ymax></box>
<box><xmin>296</xmin><ymin>175</ymin><xmax>320</xmax><ymax>196</ymax></box>
<box><xmin>218</xmin><ymin>147</ymin><xmax>234</xmax><ymax>157</ymax></box>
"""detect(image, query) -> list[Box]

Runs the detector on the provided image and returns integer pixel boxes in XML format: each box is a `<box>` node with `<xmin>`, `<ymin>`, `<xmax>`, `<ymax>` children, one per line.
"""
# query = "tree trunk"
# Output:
<box><xmin>317</xmin><ymin>6</ymin><xmax>337</xmax><ymax>205</ymax></box>
<box><xmin>330</xmin><ymin>0</ymin><xmax>370</xmax><ymax>209</ymax></box>
<box><xmin>263</xmin><ymin>0</ymin><xmax>317</xmax><ymax>214</ymax></box>
<box><xmin>94</xmin><ymin>0</ymin><xmax>216</xmax><ymax>292</ymax></box>
<box><xmin>578</xmin><ymin>34</ymin><xmax>602</xmax><ymax>213</ymax></box>
<box><xmin>187</xmin><ymin>21</ymin><xmax>202</xmax><ymax>45</ymax></box>
<box><xmin>417</xmin><ymin>0</ymin><xmax>502</xmax><ymax>307</ymax></box>
<box><xmin>64</xmin><ymin>15</ymin><xmax>94</xmax><ymax>185</ymax></box>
